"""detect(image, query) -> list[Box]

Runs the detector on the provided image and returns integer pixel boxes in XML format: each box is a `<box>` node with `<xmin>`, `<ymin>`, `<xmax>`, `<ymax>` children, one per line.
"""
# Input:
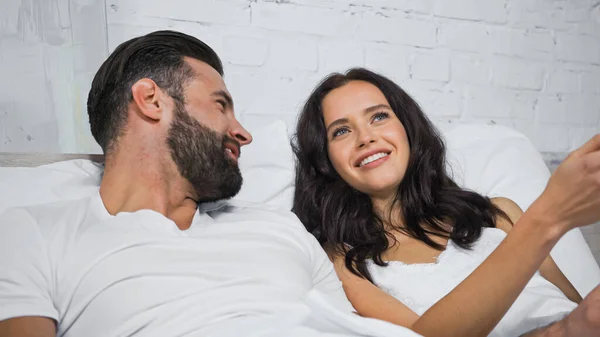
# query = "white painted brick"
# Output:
<box><xmin>3</xmin><ymin>0</ymin><xmax>600</xmax><ymax>155</ymax></box>
<box><xmin>390</xmin><ymin>0</ymin><xmax>434</xmax><ymax>14</ymax></box>
<box><xmin>536</xmin><ymin>95</ymin><xmax>567</xmax><ymax>124</ymax></box>
<box><xmin>569</xmin><ymin>127</ymin><xmax>600</xmax><ymax>151</ymax></box>
<box><xmin>425</xmin><ymin>90</ymin><xmax>463</xmax><ymax>117</ymax></box>
<box><xmin>170</xmin><ymin>21</ymin><xmax>228</xmax><ymax>54</ymax></box>
<box><xmin>434</xmin><ymin>0</ymin><xmax>508</xmax><ymax>23</ymax></box>
<box><xmin>506</xmin><ymin>0</ymin><xmax>570</xmax><ymax>31</ymax></box>
<box><xmin>357</xmin><ymin>12</ymin><xmax>436</xmax><ymax>48</ymax></box>
<box><xmin>566</xmin><ymin>94</ymin><xmax>600</xmax><ymax>125</ymax></box>
<box><xmin>437</xmin><ymin>20</ymin><xmax>489</xmax><ymax>53</ymax></box>
<box><xmin>0</xmin><ymin>0</ymin><xmax>20</xmax><ymax>36</ymax></box>
<box><xmin>531</xmin><ymin>124</ymin><xmax>570</xmax><ymax>152</ymax></box>
<box><xmin>464</xmin><ymin>86</ymin><xmax>516</xmax><ymax>118</ymax></box>
<box><xmin>0</xmin><ymin>113</ymin><xmax>60</xmax><ymax>153</ymax></box>
<box><xmin>511</xmin><ymin>91</ymin><xmax>538</xmax><ymax>120</ymax></box>
<box><xmin>566</xmin><ymin>0</ymin><xmax>600</xmax><ymax>37</ymax></box>
<box><xmin>109</xmin><ymin>0</ymin><xmax>250</xmax><ymax>26</ymax></box>
<box><xmin>431</xmin><ymin>117</ymin><xmax>461</xmax><ymax>128</ymax></box>
<box><xmin>492</xmin><ymin>57</ymin><xmax>545</xmax><ymax>91</ymax></box>
<box><xmin>108</xmin><ymin>21</ymin><xmax>224</xmax><ymax>57</ymax></box>
<box><xmin>319</xmin><ymin>40</ymin><xmax>365</xmax><ymax>73</ymax></box>
<box><xmin>402</xmin><ymin>80</ymin><xmax>446</xmax><ymax>113</ymax></box>
<box><xmin>537</xmin><ymin>94</ymin><xmax>600</xmax><ymax>126</ymax></box>
<box><xmin>266</xmin><ymin>0</ymin><xmax>342</xmax><ymax>10</ymax></box>
<box><xmin>107</xmin><ymin>3</ymin><xmax>170</xmax><ymax>26</ymax></box>
<box><xmin>69</xmin><ymin>5</ymin><xmax>108</xmax><ymax>73</ymax></box>
<box><xmin>57</xmin><ymin>0</ymin><xmax>71</xmax><ymax>28</ymax></box>
<box><xmin>251</xmin><ymin>1</ymin><xmax>354</xmax><ymax>36</ymax></box>
<box><xmin>223</xmin><ymin>70</ymin><xmax>259</xmax><ymax>115</ymax></box>
<box><xmin>364</xmin><ymin>44</ymin><xmax>410</xmax><ymax>83</ymax></box>
<box><xmin>510</xmin><ymin>119</ymin><xmax>536</xmax><ymax>140</ymax></box>
<box><xmin>556</xmin><ymin>32</ymin><xmax>600</xmax><ymax>64</ymax></box>
<box><xmin>450</xmin><ymin>53</ymin><xmax>492</xmax><ymax>85</ymax></box>
<box><xmin>404</xmin><ymin>80</ymin><xmax>446</xmax><ymax>94</ymax></box>
<box><xmin>72</xmin><ymin>71</ymin><xmax>102</xmax><ymax>154</ymax></box>
<box><xmin>222</xmin><ymin>35</ymin><xmax>269</xmax><ymax>66</ymax></box>
<box><xmin>463</xmin><ymin>118</ymin><xmax>526</xmax><ymax>130</ymax></box>
<box><xmin>237</xmin><ymin>112</ymin><xmax>299</xmax><ymax>138</ymax></box>
<box><xmin>488</xmin><ymin>27</ymin><xmax>554</xmax><ymax>61</ymax></box>
<box><xmin>581</xmin><ymin>69</ymin><xmax>600</xmax><ymax>94</ymax></box>
<box><xmin>0</xmin><ymin>39</ymin><xmax>45</xmax><ymax>78</ymax></box>
<box><xmin>342</xmin><ymin>0</ymin><xmax>433</xmax><ymax>14</ymax></box>
<box><xmin>225</xmin><ymin>70</ymin><xmax>322</xmax><ymax>117</ymax></box>
<box><xmin>71</xmin><ymin>0</ymin><xmax>106</xmax><ymax>46</ymax></box>
<box><xmin>108</xmin><ymin>24</ymin><xmax>167</xmax><ymax>52</ymax></box>
<box><xmin>546</xmin><ymin>69</ymin><xmax>580</xmax><ymax>94</ymax></box>
<box><xmin>575</xmin><ymin>14</ymin><xmax>600</xmax><ymax>37</ymax></box>
<box><xmin>564</xmin><ymin>8</ymin><xmax>589</xmax><ymax>23</ymax></box>
<box><xmin>411</xmin><ymin>51</ymin><xmax>450</xmax><ymax>82</ymax></box>
<box><xmin>265</xmin><ymin>35</ymin><xmax>319</xmax><ymax>72</ymax></box>
<box><xmin>14</xmin><ymin>2</ymin><xmax>69</xmax><ymax>45</ymax></box>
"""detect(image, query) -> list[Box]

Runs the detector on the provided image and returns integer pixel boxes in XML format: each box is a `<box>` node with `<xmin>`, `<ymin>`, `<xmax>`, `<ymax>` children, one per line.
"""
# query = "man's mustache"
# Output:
<box><xmin>223</xmin><ymin>137</ymin><xmax>241</xmax><ymax>158</ymax></box>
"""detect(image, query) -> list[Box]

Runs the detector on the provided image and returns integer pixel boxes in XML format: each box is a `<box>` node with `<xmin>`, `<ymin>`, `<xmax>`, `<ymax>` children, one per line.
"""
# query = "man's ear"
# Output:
<box><xmin>131</xmin><ymin>78</ymin><xmax>163</xmax><ymax>121</ymax></box>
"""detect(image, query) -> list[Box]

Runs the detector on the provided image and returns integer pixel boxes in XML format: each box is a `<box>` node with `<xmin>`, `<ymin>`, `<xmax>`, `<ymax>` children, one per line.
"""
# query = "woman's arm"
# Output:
<box><xmin>338</xmin><ymin>135</ymin><xmax>600</xmax><ymax>337</ymax></box>
<box><xmin>412</xmin><ymin>135</ymin><xmax>600</xmax><ymax>337</ymax></box>
<box><xmin>332</xmin><ymin>198</ymin><xmax>580</xmax><ymax>332</ymax></box>
<box><xmin>337</xmin><ymin>212</ymin><xmax>561</xmax><ymax>337</ymax></box>
<box><xmin>492</xmin><ymin>197</ymin><xmax>582</xmax><ymax>303</ymax></box>
<box><xmin>330</xmin><ymin>254</ymin><xmax>420</xmax><ymax>328</ymax></box>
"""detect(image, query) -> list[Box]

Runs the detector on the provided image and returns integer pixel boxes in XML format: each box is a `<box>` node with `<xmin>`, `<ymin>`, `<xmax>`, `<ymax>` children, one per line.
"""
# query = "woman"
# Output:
<box><xmin>292</xmin><ymin>68</ymin><xmax>598</xmax><ymax>336</ymax></box>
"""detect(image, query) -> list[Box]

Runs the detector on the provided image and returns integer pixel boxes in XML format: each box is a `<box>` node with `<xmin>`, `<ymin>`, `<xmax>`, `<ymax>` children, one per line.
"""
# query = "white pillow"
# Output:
<box><xmin>0</xmin><ymin>121</ymin><xmax>294</xmax><ymax>214</ymax></box>
<box><xmin>0</xmin><ymin>159</ymin><xmax>102</xmax><ymax>214</ymax></box>
<box><xmin>442</xmin><ymin>124</ymin><xmax>551</xmax><ymax>211</ymax></box>
<box><xmin>234</xmin><ymin>120</ymin><xmax>295</xmax><ymax>208</ymax></box>
<box><xmin>442</xmin><ymin>123</ymin><xmax>600</xmax><ymax>297</ymax></box>
<box><xmin>1</xmin><ymin>121</ymin><xmax>598</xmax><ymax>297</ymax></box>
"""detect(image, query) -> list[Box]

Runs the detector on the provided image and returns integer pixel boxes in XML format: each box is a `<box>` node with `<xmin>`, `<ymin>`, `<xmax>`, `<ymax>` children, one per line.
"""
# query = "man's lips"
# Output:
<box><xmin>224</xmin><ymin>140</ymin><xmax>241</xmax><ymax>160</ymax></box>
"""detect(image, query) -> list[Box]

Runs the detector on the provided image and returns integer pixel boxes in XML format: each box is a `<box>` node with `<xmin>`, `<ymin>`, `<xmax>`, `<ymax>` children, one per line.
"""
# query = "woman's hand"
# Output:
<box><xmin>528</xmin><ymin>134</ymin><xmax>600</xmax><ymax>233</ymax></box>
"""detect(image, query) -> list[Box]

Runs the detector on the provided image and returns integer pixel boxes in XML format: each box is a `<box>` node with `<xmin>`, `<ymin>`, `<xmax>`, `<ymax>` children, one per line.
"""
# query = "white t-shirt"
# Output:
<box><xmin>0</xmin><ymin>193</ymin><xmax>419</xmax><ymax>337</ymax></box>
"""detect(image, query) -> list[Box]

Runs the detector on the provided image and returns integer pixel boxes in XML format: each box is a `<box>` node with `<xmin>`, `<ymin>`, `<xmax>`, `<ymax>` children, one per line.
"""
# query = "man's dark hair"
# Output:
<box><xmin>87</xmin><ymin>30</ymin><xmax>223</xmax><ymax>153</ymax></box>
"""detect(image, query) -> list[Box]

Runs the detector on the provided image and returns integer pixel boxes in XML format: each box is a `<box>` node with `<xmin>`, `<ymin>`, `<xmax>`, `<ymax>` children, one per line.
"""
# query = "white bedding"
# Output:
<box><xmin>0</xmin><ymin>121</ymin><xmax>598</xmax><ymax>297</ymax></box>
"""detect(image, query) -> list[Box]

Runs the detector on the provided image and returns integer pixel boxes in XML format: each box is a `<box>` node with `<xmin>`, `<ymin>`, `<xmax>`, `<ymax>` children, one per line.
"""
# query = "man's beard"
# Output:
<box><xmin>166</xmin><ymin>104</ymin><xmax>243</xmax><ymax>203</ymax></box>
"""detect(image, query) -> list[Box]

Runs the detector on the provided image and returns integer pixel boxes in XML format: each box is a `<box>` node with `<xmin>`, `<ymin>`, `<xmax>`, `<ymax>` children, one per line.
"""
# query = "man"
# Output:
<box><xmin>0</xmin><ymin>30</ymin><xmax>599</xmax><ymax>337</ymax></box>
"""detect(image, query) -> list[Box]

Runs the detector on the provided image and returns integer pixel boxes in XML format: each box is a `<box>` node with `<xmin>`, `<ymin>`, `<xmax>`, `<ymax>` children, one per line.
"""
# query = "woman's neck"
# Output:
<box><xmin>372</xmin><ymin>194</ymin><xmax>405</xmax><ymax>230</ymax></box>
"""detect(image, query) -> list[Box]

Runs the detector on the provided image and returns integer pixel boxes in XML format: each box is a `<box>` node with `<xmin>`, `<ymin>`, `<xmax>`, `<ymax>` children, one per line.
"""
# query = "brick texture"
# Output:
<box><xmin>1</xmin><ymin>0</ymin><xmax>599</xmax><ymax>154</ymax></box>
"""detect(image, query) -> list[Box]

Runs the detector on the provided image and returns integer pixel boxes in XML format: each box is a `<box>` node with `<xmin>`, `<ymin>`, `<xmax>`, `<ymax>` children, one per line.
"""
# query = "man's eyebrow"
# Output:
<box><xmin>211</xmin><ymin>90</ymin><xmax>234</xmax><ymax>109</ymax></box>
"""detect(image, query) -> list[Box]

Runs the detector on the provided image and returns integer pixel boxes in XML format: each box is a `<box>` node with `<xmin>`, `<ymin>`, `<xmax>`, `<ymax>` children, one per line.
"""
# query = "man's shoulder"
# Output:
<box><xmin>0</xmin><ymin>196</ymin><xmax>94</xmax><ymax>231</ymax></box>
<box><xmin>203</xmin><ymin>200</ymin><xmax>306</xmax><ymax>229</ymax></box>
<box><xmin>3</xmin><ymin>195</ymin><xmax>92</xmax><ymax>213</ymax></box>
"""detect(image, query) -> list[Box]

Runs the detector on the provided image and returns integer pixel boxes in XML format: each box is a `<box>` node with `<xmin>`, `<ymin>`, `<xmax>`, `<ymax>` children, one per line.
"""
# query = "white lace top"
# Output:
<box><xmin>367</xmin><ymin>228</ymin><xmax>577</xmax><ymax>336</ymax></box>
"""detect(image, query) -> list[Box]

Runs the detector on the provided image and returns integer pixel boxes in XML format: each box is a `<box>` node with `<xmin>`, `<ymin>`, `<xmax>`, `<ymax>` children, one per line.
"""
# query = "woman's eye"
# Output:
<box><xmin>333</xmin><ymin>127</ymin><xmax>349</xmax><ymax>138</ymax></box>
<box><xmin>373</xmin><ymin>112</ymin><xmax>389</xmax><ymax>122</ymax></box>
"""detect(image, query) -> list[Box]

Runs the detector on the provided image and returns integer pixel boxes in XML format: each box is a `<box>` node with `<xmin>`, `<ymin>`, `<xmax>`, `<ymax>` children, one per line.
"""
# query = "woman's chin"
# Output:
<box><xmin>362</xmin><ymin>183</ymin><xmax>400</xmax><ymax>200</ymax></box>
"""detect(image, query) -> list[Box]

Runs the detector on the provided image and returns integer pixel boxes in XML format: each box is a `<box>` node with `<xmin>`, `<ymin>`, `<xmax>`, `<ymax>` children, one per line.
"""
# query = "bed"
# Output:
<box><xmin>0</xmin><ymin>121</ymin><xmax>598</xmax><ymax>298</ymax></box>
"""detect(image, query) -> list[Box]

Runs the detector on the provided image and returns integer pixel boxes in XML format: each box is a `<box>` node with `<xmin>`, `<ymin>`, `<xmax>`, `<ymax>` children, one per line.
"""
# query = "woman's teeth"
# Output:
<box><xmin>359</xmin><ymin>152</ymin><xmax>389</xmax><ymax>167</ymax></box>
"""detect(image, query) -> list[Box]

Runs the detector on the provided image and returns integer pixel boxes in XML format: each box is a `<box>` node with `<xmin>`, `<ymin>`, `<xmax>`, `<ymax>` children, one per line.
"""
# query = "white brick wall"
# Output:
<box><xmin>1</xmin><ymin>0</ymin><xmax>599</xmax><ymax>153</ymax></box>
<box><xmin>0</xmin><ymin>0</ymin><xmax>107</xmax><ymax>153</ymax></box>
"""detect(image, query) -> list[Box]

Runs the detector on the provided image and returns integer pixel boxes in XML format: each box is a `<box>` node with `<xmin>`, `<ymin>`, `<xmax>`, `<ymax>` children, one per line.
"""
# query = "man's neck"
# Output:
<box><xmin>99</xmin><ymin>151</ymin><xmax>198</xmax><ymax>230</ymax></box>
